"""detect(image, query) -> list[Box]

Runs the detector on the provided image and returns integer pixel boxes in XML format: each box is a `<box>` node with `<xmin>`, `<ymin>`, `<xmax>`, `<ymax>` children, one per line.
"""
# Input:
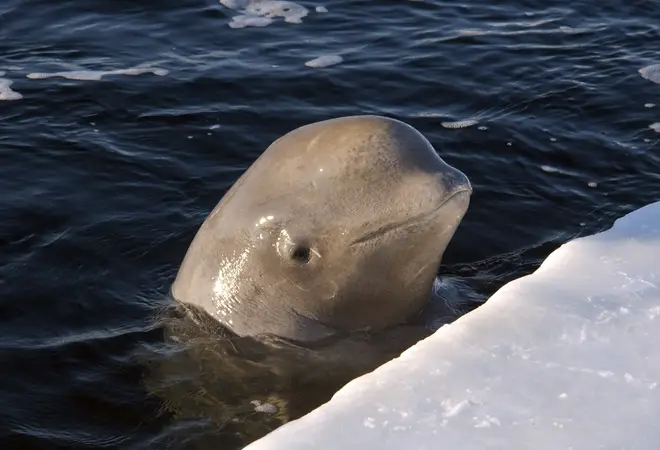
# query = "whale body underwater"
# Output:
<box><xmin>171</xmin><ymin>115</ymin><xmax>472</xmax><ymax>343</ymax></box>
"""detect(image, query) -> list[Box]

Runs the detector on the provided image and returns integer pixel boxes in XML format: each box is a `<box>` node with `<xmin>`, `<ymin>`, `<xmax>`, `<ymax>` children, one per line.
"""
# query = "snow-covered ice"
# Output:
<box><xmin>246</xmin><ymin>200</ymin><xmax>660</xmax><ymax>450</ymax></box>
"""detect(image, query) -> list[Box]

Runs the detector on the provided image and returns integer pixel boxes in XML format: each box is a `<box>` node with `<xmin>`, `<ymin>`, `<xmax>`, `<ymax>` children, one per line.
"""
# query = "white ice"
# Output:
<box><xmin>247</xmin><ymin>200</ymin><xmax>660</xmax><ymax>450</ymax></box>
<box><xmin>220</xmin><ymin>0</ymin><xmax>309</xmax><ymax>28</ymax></box>
<box><xmin>26</xmin><ymin>66</ymin><xmax>168</xmax><ymax>81</ymax></box>
<box><xmin>304</xmin><ymin>55</ymin><xmax>343</xmax><ymax>68</ymax></box>
<box><xmin>0</xmin><ymin>71</ymin><xmax>23</xmax><ymax>100</ymax></box>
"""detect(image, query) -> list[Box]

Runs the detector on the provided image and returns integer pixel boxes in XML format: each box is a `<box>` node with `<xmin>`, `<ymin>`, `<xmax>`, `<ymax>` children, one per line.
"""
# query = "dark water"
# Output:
<box><xmin>2</xmin><ymin>0</ymin><xmax>660</xmax><ymax>448</ymax></box>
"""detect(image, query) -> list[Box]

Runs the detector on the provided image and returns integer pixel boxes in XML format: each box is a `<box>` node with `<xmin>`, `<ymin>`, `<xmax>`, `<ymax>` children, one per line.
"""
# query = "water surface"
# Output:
<box><xmin>2</xmin><ymin>0</ymin><xmax>660</xmax><ymax>448</ymax></box>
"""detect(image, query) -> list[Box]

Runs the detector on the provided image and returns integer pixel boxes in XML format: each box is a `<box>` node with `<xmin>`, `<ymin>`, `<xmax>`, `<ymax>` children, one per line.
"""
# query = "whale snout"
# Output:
<box><xmin>426</xmin><ymin>165</ymin><xmax>471</xmax><ymax>221</ymax></box>
<box><xmin>443</xmin><ymin>166</ymin><xmax>472</xmax><ymax>199</ymax></box>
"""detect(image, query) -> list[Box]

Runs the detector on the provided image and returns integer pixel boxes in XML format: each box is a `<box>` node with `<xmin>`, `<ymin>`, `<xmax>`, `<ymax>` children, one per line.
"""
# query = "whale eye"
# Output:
<box><xmin>277</xmin><ymin>230</ymin><xmax>315</xmax><ymax>265</ymax></box>
<box><xmin>290</xmin><ymin>244</ymin><xmax>311</xmax><ymax>264</ymax></box>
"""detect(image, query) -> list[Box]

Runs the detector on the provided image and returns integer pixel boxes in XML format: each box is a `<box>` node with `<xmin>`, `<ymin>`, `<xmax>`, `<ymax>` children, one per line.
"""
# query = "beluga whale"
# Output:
<box><xmin>171</xmin><ymin>115</ymin><xmax>472</xmax><ymax>343</ymax></box>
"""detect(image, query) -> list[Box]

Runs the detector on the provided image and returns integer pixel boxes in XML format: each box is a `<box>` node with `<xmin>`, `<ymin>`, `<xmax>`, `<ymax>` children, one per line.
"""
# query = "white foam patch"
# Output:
<box><xmin>639</xmin><ymin>64</ymin><xmax>660</xmax><ymax>85</ymax></box>
<box><xmin>650</xmin><ymin>123</ymin><xmax>660</xmax><ymax>133</ymax></box>
<box><xmin>251</xmin><ymin>400</ymin><xmax>279</xmax><ymax>414</ymax></box>
<box><xmin>26</xmin><ymin>66</ymin><xmax>168</xmax><ymax>81</ymax></box>
<box><xmin>0</xmin><ymin>72</ymin><xmax>22</xmax><ymax>100</ymax></box>
<box><xmin>304</xmin><ymin>55</ymin><xmax>344</xmax><ymax>68</ymax></box>
<box><xmin>246</xmin><ymin>200</ymin><xmax>660</xmax><ymax>450</ymax></box>
<box><xmin>220</xmin><ymin>0</ymin><xmax>309</xmax><ymax>28</ymax></box>
<box><xmin>441</xmin><ymin>119</ymin><xmax>479</xmax><ymax>129</ymax></box>
<box><xmin>316</xmin><ymin>6</ymin><xmax>328</xmax><ymax>13</ymax></box>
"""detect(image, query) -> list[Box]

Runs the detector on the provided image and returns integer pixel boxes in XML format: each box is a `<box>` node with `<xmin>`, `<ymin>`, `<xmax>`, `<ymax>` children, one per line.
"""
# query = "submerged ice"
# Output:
<box><xmin>246</xmin><ymin>200</ymin><xmax>660</xmax><ymax>449</ymax></box>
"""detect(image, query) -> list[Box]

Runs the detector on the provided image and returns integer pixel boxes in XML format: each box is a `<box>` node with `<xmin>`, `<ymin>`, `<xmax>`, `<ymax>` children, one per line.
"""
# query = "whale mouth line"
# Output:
<box><xmin>280</xmin><ymin>308</ymin><xmax>343</xmax><ymax>344</ymax></box>
<box><xmin>348</xmin><ymin>187</ymin><xmax>472</xmax><ymax>247</ymax></box>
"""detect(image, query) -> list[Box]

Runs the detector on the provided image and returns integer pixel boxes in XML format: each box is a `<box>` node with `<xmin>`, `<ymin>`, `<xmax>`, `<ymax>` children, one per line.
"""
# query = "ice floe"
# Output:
<box><xmin>246</xmin><ymin>200</ymin><xmax>660</xmax><ymax>450</ymax></box>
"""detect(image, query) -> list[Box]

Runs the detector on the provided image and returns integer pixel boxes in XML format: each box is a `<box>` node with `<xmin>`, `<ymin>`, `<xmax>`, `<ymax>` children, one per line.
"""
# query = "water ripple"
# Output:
<box><xmin>1</xmin><ymin>0</ymin><xmax>660</xmax><ymax>448</ymax></box>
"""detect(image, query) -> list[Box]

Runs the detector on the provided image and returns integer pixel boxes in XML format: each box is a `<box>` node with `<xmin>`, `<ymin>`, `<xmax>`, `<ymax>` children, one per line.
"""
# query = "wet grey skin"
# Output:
<box><xmin>171</xmin><ymin>115</ymin><xmax>472</xmax><ymax>343</ymax></box>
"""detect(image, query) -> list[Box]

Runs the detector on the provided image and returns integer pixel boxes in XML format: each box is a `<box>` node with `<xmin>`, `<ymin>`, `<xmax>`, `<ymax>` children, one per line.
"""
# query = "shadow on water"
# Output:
<box><xmin>135</xmin><ymin>255</ymin><xmax>512</xmax><ymax>450</ymax></box>
<box><xmin>138</xmin><ymin>299</ymin><xmax>434</xmax><ymax>449</ymax></box>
